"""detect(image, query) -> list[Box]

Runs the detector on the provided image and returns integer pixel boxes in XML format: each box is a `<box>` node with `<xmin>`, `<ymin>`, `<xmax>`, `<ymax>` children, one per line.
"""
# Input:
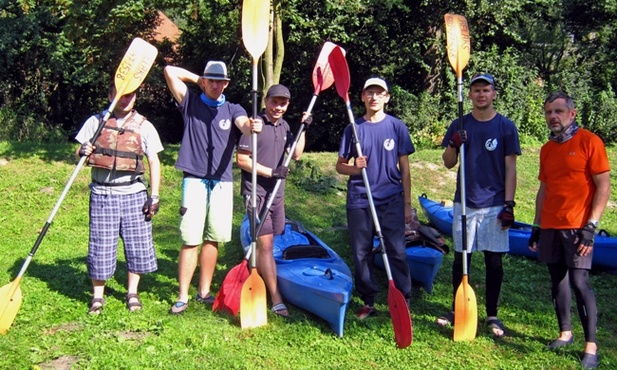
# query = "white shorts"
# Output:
<box><xmin>179</xmin><ymin>178</ymin><xmax>233</xmax><ymax>245</ymax></box>
<box><xmin>452</xmin><ymin>203</ymin><xmax>509</xmax><ymax>253</ymax></box>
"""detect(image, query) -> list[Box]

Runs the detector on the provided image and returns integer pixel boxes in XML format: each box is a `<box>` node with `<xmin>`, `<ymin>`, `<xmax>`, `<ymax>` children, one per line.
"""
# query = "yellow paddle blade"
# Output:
<box><xmin>240</xmin><ymin>269</ymin><xmax>267</xmax><ymax>329</ymax></box>
<box><xmin>0</xmin><ymin>279</ymin><xmax>23</xmax><ymax>335</ymax></box>
<box><xmin>453</xmin><ymin>275</ymin><xmax>477</xmax><ymax>341</ymax></box>
<box><xmin>114</xmin><ymin>38</ymin><xmax>158</xmax><ymax>97</ymax></box>
<box><xmin>444</xmin><ymin>13</ymin><xmax>471</xmax><ymax>78</ymax></box>
<box><xmin>241</xmin><ymin>0</ymin><xmax>270</xmax><ymax>59</ymax></box>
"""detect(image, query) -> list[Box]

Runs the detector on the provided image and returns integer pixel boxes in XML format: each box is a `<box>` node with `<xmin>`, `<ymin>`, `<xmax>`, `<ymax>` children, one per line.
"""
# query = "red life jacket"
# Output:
<box><xmin>87</xmin><ymin>111</ymin><xmax>146</xmax><ymax>174</ymax></box>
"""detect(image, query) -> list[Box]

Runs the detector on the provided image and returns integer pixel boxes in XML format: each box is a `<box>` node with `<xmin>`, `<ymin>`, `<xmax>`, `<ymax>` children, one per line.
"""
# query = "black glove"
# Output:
<box><xmin>272</xmin><ymin>165</ymin><xmax>289</xmax><ymax>179</ymax></box>
<box><xmin>142</xmin><ymin>195</ymin><xmax>160</xmax><ymax>220</ymax></box>
<box><xmin>448</xmin><ymin>130</ymin><xmax>467</xmax><ymax>149</ymax></box>
<box><xmin>497</xmin><ymin>201</ymin><xmax>515</xmax><ymax>228</ymax></box>
<box><xmin>528</xmin><ymin>226</ymin><xmax>540</xmax><ymax>248</ymax></box>
<box><xmin>578</xmin><ymin>223</ymin><xmax>596</xmax><ymax>247</ymax></box>
<box><xmin>79</xmin><ymin>142</ymin><xmax>91</xmax><ymax>157</ymax></box>
<box><xmin>302</xmin><ymin>114</ymin><xmax>313</xmax><ymax>129</ymax></box>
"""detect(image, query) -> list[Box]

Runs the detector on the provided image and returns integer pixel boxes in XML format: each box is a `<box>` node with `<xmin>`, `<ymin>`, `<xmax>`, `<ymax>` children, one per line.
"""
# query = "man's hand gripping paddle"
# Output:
<box><xmin>328</xmin><ymin>45</ymin><xmax>412</xmax><ymax>349</ymax></box>
<box><xmin>0</xmin><ymin>38</ymin><xmax>157</xmax><ymax>335</ymax></box>
<box><xmin>445</xmin><ymin>13</ymin><xmax>477</xmax><ymax>342</ymax></box>
<box><xmin>213</xmin><ymin>42</ymin><xmax>337</xmax><ymax>316</ymax></box>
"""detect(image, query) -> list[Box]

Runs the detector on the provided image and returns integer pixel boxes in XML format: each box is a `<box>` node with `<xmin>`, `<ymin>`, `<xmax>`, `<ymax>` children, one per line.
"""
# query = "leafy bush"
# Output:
<box><xmin>291</xmin><ymin>159</ymin><xmax>343</xmax><ymax>193</ymax></box>
<box><xmin>389</xmin><ymin>87</ymin><xmax>448</xmax><ymax>149</ymax></box>
<box><xmin>0</xmin><ymin>106</ymin><xmax>66</xmax><ymax>143</ymax></box>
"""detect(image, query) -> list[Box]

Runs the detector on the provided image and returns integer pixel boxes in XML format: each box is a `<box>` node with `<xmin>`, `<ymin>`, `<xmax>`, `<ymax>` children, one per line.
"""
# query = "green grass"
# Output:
<box><xmin>0</xmin><ymin>141</ymin><xmax>616</xmax><ymax>369</ymax></box>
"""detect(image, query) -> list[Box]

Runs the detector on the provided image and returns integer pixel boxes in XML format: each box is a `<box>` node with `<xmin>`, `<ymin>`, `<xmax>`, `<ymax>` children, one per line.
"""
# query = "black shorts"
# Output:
<box><xmin>538</xmin><ymin>229</ymin><xmax>593</xmax><ymax>269</ymax></box>
<box><xmin>245</xmin><ymin>194</ymin><xmax>285</xmax><ymax>236</ymax></box>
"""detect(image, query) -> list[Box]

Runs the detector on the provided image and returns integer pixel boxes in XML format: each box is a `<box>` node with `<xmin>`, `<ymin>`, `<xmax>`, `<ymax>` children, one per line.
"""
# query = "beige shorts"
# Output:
<box><xmin>179</xmin><ymin>178</ymin><xmax>233</xmax><ymax>245</ymax></box>
<box><xmin>452</xmin><ymin>203</ymin><xmax>509</xmax><ymax>253</ymax></box>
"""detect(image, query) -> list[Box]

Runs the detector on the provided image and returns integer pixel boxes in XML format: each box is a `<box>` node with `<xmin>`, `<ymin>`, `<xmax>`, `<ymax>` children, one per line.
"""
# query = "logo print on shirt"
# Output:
<box><xmin>219</xmin><ymin>119</ymin><xmax>231</xmax><ymax>130</ymax></box>
<box><xmin>383</xmin><ymin>138</ymin><xmax>395</xmax><ymax>151</ymax></box>
<box><xmin>485</xmin><ymin>138</ymin><xmax>498</xmax><ymax>151</ymax></box>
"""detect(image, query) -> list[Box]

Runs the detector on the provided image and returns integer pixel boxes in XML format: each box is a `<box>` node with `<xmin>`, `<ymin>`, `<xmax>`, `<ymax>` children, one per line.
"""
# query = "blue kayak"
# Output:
<box><xmin>240</xmin><ymin>216</ymin><xmax>353</xmax><ymax>337</ymax></box>
<box><xmin>418</xmin><ymin>194</ymin><xmax>617</xmax><ymax>273</ymax></box>
<box><xmin>372</xmin><ymin>241</ymin><xmax>444</xmax><ymax>294</ymax></box>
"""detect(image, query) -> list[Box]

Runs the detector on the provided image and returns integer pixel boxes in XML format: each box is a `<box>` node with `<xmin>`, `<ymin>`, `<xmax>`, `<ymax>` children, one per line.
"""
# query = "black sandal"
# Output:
<box><xmin>88</xmin><ymin>298</ymin><xmax>105</xmax><ymax>315</ymax></box>
<box><xmin>487</xmin><ymin>318</ymin><xmax>506</xmax><ymax>338</ymax></box>
<box><xmin>126</xmin><ymin>293</ymin><xmax>143</xmax><ymax>312</ymax></box>
<box><xmin>436</xmin><ymin>311</ymin><xmax>454</xmax><ymax>327</ymax></box>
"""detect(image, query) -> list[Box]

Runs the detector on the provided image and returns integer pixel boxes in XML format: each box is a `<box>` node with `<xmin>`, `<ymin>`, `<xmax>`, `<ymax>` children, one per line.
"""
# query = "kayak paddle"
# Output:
<box><xmin>240</xmin><ymin>0</ymin><xmax>269</xmax><ymax>330</ymax></box>
<box><xmin>445</xmin><ymin>13</ymin><xmax>478</xmax><ymax>342</ymax></box>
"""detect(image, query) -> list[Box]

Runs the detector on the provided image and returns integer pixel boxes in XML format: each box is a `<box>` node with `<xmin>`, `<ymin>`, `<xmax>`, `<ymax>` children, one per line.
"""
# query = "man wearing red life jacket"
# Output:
<box><xmin>76</xmin><ymin>84</ymin><xmax>163</xmax><ymax>315</ymax></box>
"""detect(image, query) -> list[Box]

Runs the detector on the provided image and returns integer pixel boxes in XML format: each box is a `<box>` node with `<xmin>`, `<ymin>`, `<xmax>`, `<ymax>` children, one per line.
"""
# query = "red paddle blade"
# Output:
<box><xmin>213</xmin><ymin>260</ymin><xmax>250</xmax><ymax>315</ymax></box>
<box><xmin>327</xmin><ymin>45</ymin><xmax>350</xmax><ymax>102</ymax></box>
<box><xmin>387</xmin><ymin>281</ymin><xmax>413</xmax><ymax>348</ymax></box>
<box><xmin>312</xmin><ymin>41</ymin><xmax>341</xmax><ymax>94</ymax></box>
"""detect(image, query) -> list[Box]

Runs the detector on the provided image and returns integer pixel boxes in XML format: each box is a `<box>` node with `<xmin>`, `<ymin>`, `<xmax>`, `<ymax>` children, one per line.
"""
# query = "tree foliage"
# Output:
<box><xmin>1</xmin><ymin>0</ymin><xmax>617</xmax><ymax>148</ymax></box>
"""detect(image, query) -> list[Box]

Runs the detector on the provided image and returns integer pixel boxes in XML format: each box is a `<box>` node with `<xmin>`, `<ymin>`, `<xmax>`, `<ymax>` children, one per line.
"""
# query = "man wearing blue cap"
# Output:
<box><xmin>437</xmin><ymin>73</ymin><xmax>521</xmax><ymax>338</ymax></box>
<box><xmin>236</xmin><ymin>84</ymin><xmax>310</xmax><ymax>317</ymax></box>
<box><xmin>164</xmin><ymin>61</ymin><xmax>262</xmax><ymax>314</ymax></box>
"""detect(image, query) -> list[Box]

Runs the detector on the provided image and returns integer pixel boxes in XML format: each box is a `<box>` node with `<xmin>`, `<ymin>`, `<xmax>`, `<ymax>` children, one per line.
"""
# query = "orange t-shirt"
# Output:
<box><xmin>539</xmin><ymin>128</ymin><xmax>610</xmax><ymax>229</ymax></box>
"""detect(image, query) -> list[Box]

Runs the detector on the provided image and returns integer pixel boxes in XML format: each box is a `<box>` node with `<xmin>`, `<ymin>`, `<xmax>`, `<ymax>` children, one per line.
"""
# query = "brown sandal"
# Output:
<box><xmin>88</xmin><ymin>298</ymin><xmax>105</xmax><ymax>315</ymax></box>
<box><xmin>126</xmin><ymin>293</ymin><xmax>143</xmax><ymax>312</ymax></box>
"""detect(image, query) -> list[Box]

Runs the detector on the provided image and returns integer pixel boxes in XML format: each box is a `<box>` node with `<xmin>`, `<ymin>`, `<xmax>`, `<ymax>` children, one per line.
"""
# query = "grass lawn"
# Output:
<box><xmin>0</xmin><ymin>141</ymin><xmax>616</xmax><ymax>369</ymax></box>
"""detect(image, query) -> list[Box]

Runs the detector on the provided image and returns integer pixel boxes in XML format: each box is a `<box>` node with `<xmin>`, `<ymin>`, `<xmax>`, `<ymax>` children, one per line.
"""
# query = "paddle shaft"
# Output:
<box><xmin>457</xmin><ymin>79</ymin><xmax>470</xmax><ymax>274</ymax></box>
<box><xmin>254</xmin><ymin>40</ymin><xmax>336</xmax><ymax>235</ymax></box>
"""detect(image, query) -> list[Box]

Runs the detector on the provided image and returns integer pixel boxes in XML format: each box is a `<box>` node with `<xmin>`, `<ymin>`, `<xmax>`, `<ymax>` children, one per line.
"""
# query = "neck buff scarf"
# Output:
<box><xmin>549</xmin><ymin>121</ymin><xmax>579</xmax><ymax>144</ymax></box>
<box><xmin>200</xmin><ymin>93</ymin><xmax>226</xmax><ymax>108</ymax></box>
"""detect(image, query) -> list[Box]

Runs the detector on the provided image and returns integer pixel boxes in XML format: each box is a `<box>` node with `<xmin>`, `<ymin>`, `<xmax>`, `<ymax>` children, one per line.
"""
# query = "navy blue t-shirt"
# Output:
<box><xmin>175</xmin><ymin>89</ymin><xmax>247</xmax><ymax>181</ymax></box>
<box><xmin>338</xmin><ymin>114</ymin><xmax>415</xmax><ymax>209</ymax></box>
<box><xmin>441</xmin><ymin>113</ymin><xmax>521</xmax><ymax>208</ymax></box>
<box><xmin>238</xmin><ymin>112</ymin><xmax>291</xmax><ymax>198</ymax></box>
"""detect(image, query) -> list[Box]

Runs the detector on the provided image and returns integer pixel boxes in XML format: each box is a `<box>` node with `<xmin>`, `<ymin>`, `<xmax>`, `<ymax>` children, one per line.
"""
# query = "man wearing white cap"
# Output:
<box><xmin>336</xmin><ymin>77</ymin><xmax>414</xmax><ymax>319</ymax></box>
<box><xmin>164</xmin><ymin>61</ymin><xmax>262</xmax><ymax>314</ymax></box>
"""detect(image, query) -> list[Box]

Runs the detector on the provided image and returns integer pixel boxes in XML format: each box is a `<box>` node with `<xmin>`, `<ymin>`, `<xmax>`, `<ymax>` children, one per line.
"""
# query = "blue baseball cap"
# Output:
<box><xmin>470</xmin><ymin>73</ymin><xmax>495</xmax><ymax>87</ymax></box>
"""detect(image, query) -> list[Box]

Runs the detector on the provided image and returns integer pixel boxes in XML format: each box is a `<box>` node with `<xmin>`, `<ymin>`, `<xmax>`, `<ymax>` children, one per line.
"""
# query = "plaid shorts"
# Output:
<box><xmin>87</xmin><ymin>191</ymin><xmax>158</xmax><ymax>280</ymax></box>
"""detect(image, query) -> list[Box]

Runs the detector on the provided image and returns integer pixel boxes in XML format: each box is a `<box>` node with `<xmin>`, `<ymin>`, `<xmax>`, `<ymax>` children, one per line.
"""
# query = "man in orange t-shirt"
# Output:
<box><xmin>529</xmin><ymin>92</ymin><xmax>610</xmax><ymax>370</ymax></box>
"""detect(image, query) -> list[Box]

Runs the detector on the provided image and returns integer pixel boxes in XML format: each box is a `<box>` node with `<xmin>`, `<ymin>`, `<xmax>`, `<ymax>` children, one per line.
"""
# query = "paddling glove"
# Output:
<box><xmin>302</xmin><ymin>114</ymin><xmax>313</xmax><ymax>129</ymax></box>
<box><xmin>528</xmin><ymin>227</ymin><xmax>540</xmax><ymax>248</ymax></box>
<box><xmin>448</xmin><ymin>129</ymin><xmax>467</xmax><ymax>149</ymax></box>
<box><xmin>142</xmin><ymin>195</ymin><xmax>160</xmax><ymax>220</ymax></box>
<box><xmin>578</xmin><ymin>223</ymin><xmax>596</xmax><ymax>247</ymax></box>
<box><xmin>272</xmin><ymin>165</ymin><xmax>289</xmax><ymax>179</ymax></box>
<box><xmin>497</xmin><ymin>200</ymin><xmax>515</xmax><ymax>228</ymax></box>
<box><xmin>79</xmin><ymin>142</ymin><xmax>92</xmax><ymax>157</ymax></box>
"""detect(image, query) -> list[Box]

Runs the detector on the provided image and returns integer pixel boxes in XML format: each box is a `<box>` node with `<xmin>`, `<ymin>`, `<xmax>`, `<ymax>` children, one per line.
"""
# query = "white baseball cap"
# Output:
<box><xmin>363</xmin><ymin>77</ymin><xmax>388</xmax><ymax>92</ymax></box>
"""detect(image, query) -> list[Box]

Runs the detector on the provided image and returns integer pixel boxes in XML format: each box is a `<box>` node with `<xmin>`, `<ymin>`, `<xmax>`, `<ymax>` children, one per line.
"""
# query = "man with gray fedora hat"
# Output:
<box><xmin>164</xmin><ymin>61</ymin><xmax>262</xmax><ymax>314</ymax></box>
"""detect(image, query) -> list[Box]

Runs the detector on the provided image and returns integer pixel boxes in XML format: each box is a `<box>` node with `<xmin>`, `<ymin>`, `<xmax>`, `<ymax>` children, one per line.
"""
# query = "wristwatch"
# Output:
<box><xmin>588</xmin><ymin>219</ymin><xmax>599</xmax><ymax>228</ymax></box>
